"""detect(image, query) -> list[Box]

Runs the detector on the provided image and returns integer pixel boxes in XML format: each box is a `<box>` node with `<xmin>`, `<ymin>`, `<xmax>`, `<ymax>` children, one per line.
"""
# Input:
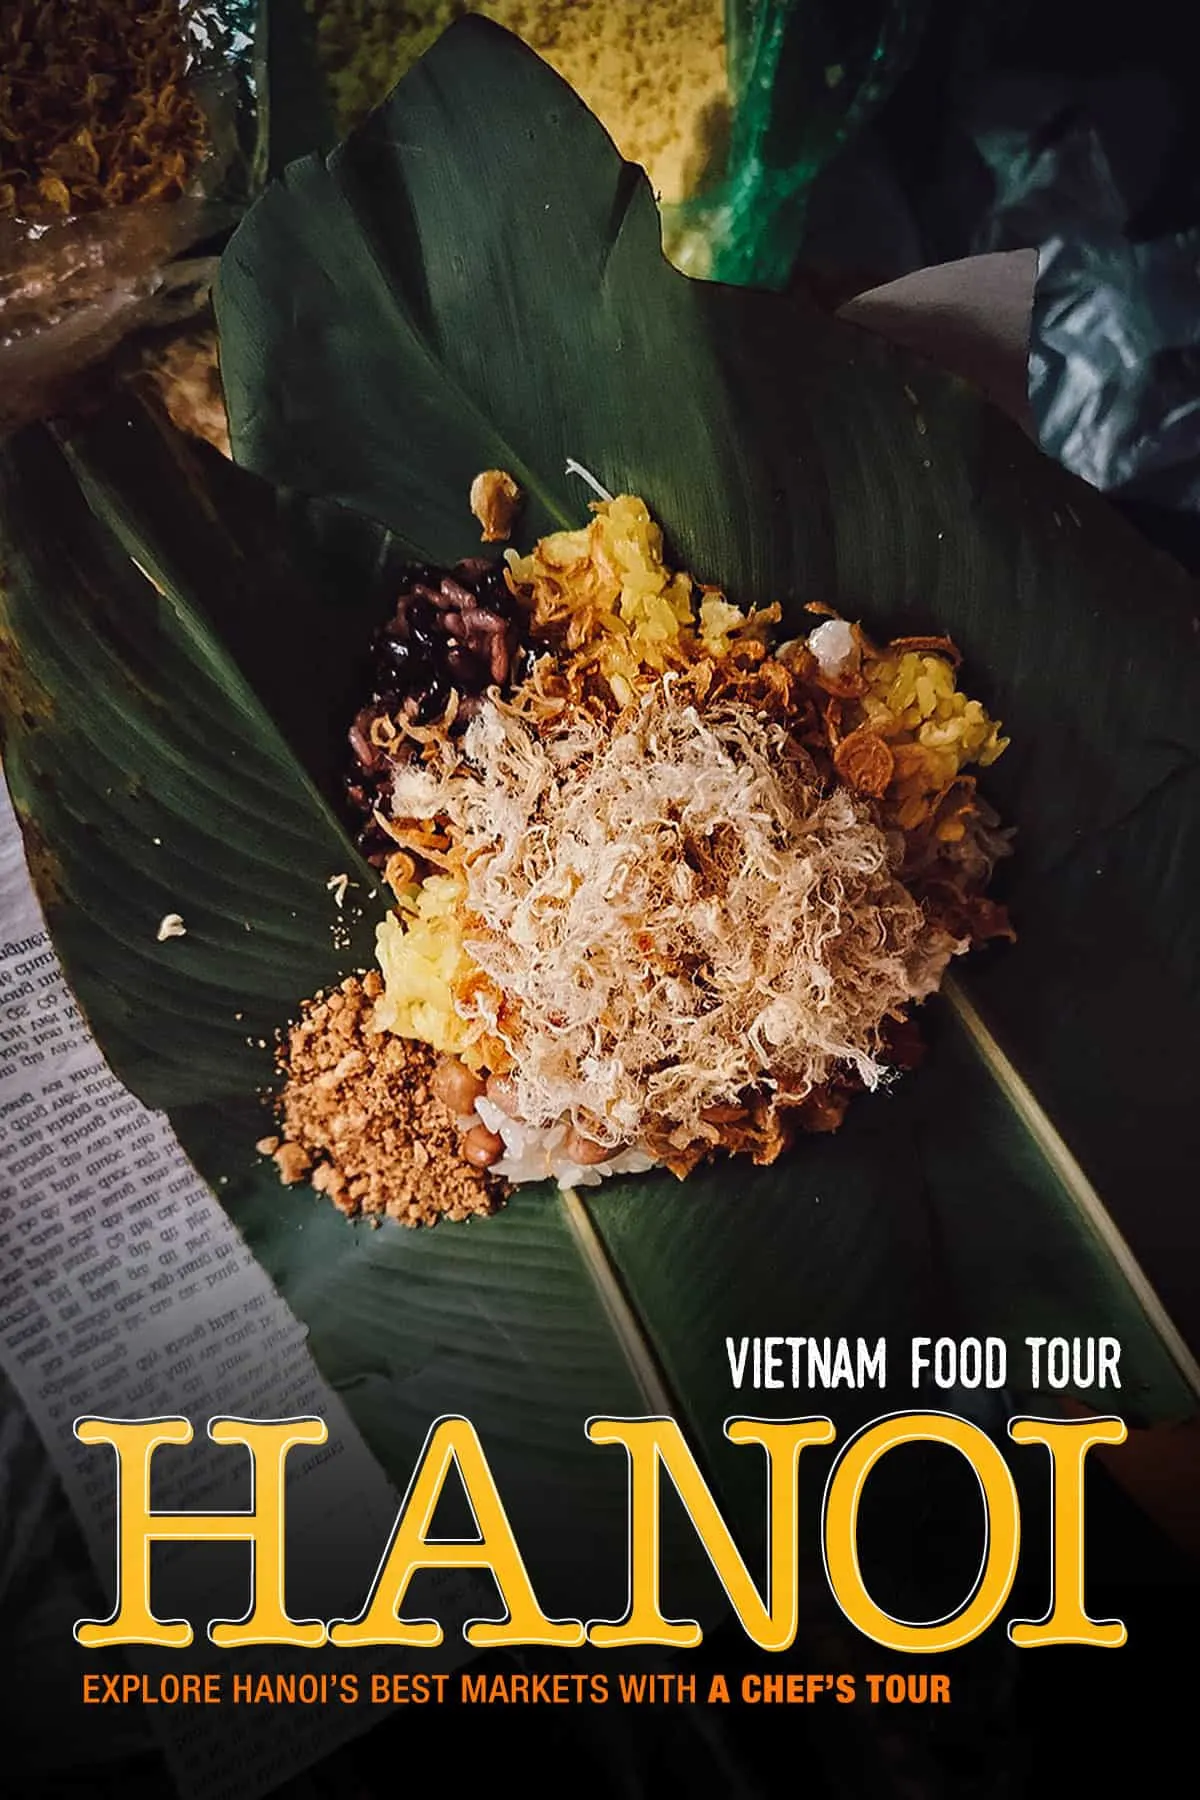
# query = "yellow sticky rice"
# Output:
<box><xmin>506</xmin><ymin>494</ymin><xmax>773</xmax><ymax>705</ymax></box>
<box><xmin>373</xmin><ymin>876</ymin><xmax>480</xmax><ymax>1062</ymax></box>
<box><xmin>853</xmin><ymin>651</ymin><xmax>1008</xmax><ymax>829</ymax></box>
<box><xmin>861</xmin><ymin>650</ymin><xmax>1008</xmax><ymax>770</ymax></box>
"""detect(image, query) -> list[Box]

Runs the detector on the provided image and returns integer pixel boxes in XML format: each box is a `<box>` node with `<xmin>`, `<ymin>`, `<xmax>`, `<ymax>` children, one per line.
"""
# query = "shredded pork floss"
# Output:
<box><xmin>391</xmin><ymin>677</ymin><xmax>964</xmax><ymax>1153</ymax></box>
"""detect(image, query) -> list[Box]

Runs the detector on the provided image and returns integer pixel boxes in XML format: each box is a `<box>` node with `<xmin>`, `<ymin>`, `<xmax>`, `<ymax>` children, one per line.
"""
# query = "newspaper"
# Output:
<box><xmin>0</xmin><ymin>779</ymin><xmax>478</xmax><ymax>1797</ymax></box>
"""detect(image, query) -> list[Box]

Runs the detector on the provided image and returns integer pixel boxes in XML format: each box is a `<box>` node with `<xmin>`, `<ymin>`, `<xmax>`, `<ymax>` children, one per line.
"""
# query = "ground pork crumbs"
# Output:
<box><xmin>267</xmin><ymin>971</ymin><xmax>504</xmax><ymax>1227</ymax></box>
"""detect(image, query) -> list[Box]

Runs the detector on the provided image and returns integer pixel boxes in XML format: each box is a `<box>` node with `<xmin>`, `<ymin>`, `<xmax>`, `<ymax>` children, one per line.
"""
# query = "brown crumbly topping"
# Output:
<box><xmin>269</xmin><ymin>971</ymin><xmax>504</xmax><ymax>1227</ymax></box>
<box><xmin>272</xmin><ymin>1141</ymin><xmax>312</xmax><ymax>1186</ymax></box>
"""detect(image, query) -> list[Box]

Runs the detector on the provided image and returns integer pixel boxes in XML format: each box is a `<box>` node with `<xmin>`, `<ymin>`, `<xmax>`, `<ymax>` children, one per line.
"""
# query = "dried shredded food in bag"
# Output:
<box><xmin>0</xmin><ymin>0</ymin><xmax>210</xmax><ymax>220</ymax></box>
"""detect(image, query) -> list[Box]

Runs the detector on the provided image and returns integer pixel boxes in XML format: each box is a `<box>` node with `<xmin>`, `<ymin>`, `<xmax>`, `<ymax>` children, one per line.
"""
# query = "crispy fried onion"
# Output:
<box><xmin>389</xmin><ymin>676</ymin><xmax>966</xmax><ymax>1152</ymax></box>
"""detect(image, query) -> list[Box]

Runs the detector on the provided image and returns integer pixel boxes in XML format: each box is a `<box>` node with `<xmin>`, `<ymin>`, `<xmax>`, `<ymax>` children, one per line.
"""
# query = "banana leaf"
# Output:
<box><xmin>1</xmin><ymin>13</ymin><xmax>1198</xmax><ymax>1707</ymax></box>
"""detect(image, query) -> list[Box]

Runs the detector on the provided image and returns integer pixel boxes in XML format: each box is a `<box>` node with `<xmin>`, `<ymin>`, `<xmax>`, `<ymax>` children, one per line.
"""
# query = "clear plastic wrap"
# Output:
<box><xmin>0</xmin><ymin>1</ymin><xmax>250</xmax><ymax>431</ymax></box>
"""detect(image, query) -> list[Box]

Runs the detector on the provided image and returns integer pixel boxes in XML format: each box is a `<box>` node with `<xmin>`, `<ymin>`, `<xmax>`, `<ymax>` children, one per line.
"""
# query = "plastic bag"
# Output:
<box><xmin>0</xmin><ymin>1</ymin><xmax>253</xmax><ymax>432</ymax></box>
<box><xmin>665</xmin><ymin>0</ymin><xmax>929</xmax><ymax>284</ymax></box>
<box><xmin>0</xmin><ymin>206</ymin><xmax>226</xmax><ymax>433</ymax></box>
<box><xmin>965</xmin><ymin>78</ymin><xmax>1200</xmax><ymax>549</ymax></box>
